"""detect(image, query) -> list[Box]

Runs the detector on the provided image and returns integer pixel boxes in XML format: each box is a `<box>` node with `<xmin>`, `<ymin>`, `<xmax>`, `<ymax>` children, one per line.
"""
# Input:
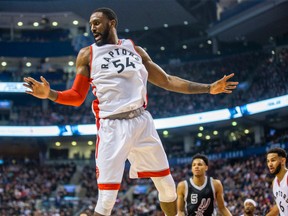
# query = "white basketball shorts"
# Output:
<box><xmin>95</xmin><ymin>110</ymin><xmax>170</xmax><ymax>190</ymax></box>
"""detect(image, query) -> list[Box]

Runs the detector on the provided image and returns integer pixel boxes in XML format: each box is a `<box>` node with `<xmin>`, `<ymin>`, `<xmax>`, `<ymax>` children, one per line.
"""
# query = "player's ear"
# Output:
<box><xmin>281</xmin><ymin>157</ymin><xmax>286</xmax><ymax>165</ymax></box>
<box><xmin>110</xmin><ymin>20</ymin><xmax>116</xmax><ymax>28</ymax></box>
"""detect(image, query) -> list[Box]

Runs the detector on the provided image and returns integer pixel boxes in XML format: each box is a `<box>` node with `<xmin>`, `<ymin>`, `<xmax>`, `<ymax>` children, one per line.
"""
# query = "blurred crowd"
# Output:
<box><xmin>0</xmin><ymin>153</ymin><xmax>276</xmax><ymax>216</ymax></box>
<box><xmin>2</xmin><ymin>129</ymin><xmax>288</xmax><ymax>216</ymax></box>
<box><xmin>0</xmin><ymin>48</ymin><xmax>287</xmax><ymax>126</ymax></box>
<box><xmin>0</xmin><ymin>161</ymin><xmax>77</xmax><ymax>216</ymax></box>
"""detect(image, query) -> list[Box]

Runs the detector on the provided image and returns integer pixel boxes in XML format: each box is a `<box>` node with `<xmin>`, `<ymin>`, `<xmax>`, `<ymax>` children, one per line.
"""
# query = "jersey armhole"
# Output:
<box><xmin>184</xmin><ymin>180</ymin><xmax>188</xmax><ymax>200</ymax></box>
<box><xmin>210</xmin><ymin>177</ymin><xmax>216</xmax><ymax>200</ymax></box>
<box><xmin>128</xmin><ymin>39</ymin><xmax>141</xmax><ymax>56</ymax></box>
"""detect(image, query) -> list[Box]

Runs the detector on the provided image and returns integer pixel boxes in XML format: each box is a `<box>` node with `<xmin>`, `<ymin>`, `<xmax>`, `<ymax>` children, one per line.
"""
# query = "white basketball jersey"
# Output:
<box><xmin>272</xmin><ymin>171</ymin><xmax>288</xmax><ymax>216</ymax></box>
<box><xmin>90</xmin><ymin>39</ymin><xmax>148</xmax><ymax>118</ymax></box>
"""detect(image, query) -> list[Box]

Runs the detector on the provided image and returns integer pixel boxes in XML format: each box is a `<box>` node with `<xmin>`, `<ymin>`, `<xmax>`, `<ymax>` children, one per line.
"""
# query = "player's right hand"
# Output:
<box><xmin>23</xmin><ymin>76</ymin><xmax>51</xmax><ymax>99</ymax></box>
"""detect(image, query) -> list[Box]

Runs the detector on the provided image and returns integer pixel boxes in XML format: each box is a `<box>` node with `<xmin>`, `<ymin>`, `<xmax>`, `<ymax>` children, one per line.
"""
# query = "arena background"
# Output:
<box><xmin>0</xmin><ymin>0</ymin><xmax>288</xmax><ymax>215</ymax></box>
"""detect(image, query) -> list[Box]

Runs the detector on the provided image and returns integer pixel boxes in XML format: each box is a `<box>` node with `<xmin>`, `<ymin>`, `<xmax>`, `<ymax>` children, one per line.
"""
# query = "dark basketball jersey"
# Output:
<box><xmin>184</xmin><ymin>176</ymin><xmax>216</xmax><ymax>216</ymax></box>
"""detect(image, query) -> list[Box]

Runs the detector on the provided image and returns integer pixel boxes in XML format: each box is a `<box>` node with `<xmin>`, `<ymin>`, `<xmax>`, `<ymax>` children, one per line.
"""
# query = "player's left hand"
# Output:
<box><xmin>210</xmin><ymin>73</ymin><xmax>238</xmax><ymax>94</ymax></box>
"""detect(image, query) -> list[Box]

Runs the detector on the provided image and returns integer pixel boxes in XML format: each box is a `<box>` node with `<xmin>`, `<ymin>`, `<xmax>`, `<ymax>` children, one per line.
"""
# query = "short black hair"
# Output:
<box><xmin>267</xmin><ymin>147</ymin><xmax>287</xmax><ymax>158</ymax></box>
<box><xmin>93</xmin><ymin>7</ymin><xmax>118</xmax><ymax>27</ymax></box>
<box><xmin>192</xmin><ymin>153</ymin><xmax>209</xmax><ymax>166</ymax></box>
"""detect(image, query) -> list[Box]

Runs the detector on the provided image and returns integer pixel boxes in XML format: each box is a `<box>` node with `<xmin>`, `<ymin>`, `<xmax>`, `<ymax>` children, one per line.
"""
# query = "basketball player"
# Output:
<box><xmin>177</xmin><ymin>154</ymin><xmax>232</xmax><ymax>216</ymax></box>
<box><xmin>266</xmin><ymin>147</ymin><xmax>288</xmax><ymax>216</ymax></box>
<box><xmin>23</xmin><ymin>8</ymin><xmax>238</xmax><ymax>216</ymax></box>
<box><xmin>240</xmin><ymin>199</ymin><xmax>257</xmax><ymax>216</ymax></box>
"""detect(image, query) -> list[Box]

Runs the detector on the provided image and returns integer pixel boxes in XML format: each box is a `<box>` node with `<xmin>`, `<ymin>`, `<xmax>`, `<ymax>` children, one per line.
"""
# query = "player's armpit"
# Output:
<box><xmin>266</xmin><ymin>205</ymin><xmax>279</xmax><ymax>216</ymax></box>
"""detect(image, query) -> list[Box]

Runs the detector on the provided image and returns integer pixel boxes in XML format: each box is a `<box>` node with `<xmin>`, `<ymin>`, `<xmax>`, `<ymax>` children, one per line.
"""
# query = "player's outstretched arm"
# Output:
<box><xmin>136</xmin><ymin>46</ymin><xmax>238</xmax><ymax>94</ymax></box>
<box><xmin>23</xmin><ymin>46</ymin><xmax>91</xmax><ymax>106</ymax></box>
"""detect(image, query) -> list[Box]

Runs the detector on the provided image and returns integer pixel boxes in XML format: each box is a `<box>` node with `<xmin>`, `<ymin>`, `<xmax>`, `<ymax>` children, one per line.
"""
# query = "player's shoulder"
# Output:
<box><xmin>211</xmin><ymin>178</ymin><xmax>223</xmax><ymax>189</ymax></box>
<box><xmin>75</xmin><ymin>46</ymin><xmax>91</xmax><ymax>65</ymax></box>
<box><xmin>78</xmin><ymin>46</ymin><xmax>90</xmax><ymax>56</ymax></box>
<box><xmin>212</xmin><ymin>177</ymin><xmax>221</xmax><ymax>183</ymax></box>
<box><xmin>177</xmin><ymin>179</ymin><xmax>186</xmax><ymax>186</ymax></box>
<box><xmin>134</xmin><ymin>45</ymin><xmax>150</xmax><ymax>62</ymax></box>
<box><xmin>81</xmin><ymin>45</ymin><xmax>91</xmax><ymax>52</ymax></box>
<box><xmin>134</xmin><ymin>45</ymin><xmax>144</xmax><ymax>52</ymax></box>
<box><xmin>78</xmin><ymin>46</ymin><xmax>91</xmax><ymax>59</ymax></box>
<box><xmin>177</xmin><ymin>179</ymin><xmax>188</xmax><ymax>188</ymax></box>
<box><xmin>177</xmin><ymin>180</ymin><xmax>188</xmax><ymax>194</ymax></box>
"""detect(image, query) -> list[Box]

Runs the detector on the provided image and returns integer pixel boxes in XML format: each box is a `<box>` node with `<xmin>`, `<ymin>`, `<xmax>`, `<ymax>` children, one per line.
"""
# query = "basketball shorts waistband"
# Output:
<box><xmin>105</xmin><ymin>107</ymin><xmax>145</xmax><ymax>120</ymax></box>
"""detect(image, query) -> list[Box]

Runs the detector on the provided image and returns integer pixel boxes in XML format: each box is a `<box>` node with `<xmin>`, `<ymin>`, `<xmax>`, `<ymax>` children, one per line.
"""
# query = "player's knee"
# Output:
<box><xmin>95</xmin><ymin>190</ymin><xmax>118</xmax><ymax>215</ymax></box>
<box><xmin>152</xmin><ymin>175</ymin><xmax>177</xmax><ymax>203</ymax></box>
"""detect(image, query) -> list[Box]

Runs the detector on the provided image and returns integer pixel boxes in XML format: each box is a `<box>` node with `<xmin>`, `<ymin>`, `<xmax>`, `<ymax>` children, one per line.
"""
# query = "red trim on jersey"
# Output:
<box><xmin>95</xmin><ymin>135</ymin><xmax>100</xmax><ymax>159</ymax></box>
<box><xmin>128</xmin><ymin>39</ymin><xmax>141</xmax><ymax>55</ymax></box>
<box><xmin>286</xmin><ymin>174</ymin><xmax>288</xmax><ymax>186</ymax></box>
<box><xmin>95</xmin><ymin>118</ymin><xmax>100</xmax><ymax>159</ymax></box>
<box><xmin>96</xmin><ymin>118</ymin><xmax>100</xmax><ymax>130</ymax></box>
<box><xmin>128</xmin><ymin>39</ymin><xmax>135</xmax><ymax>46</ymax></box>
<box><xmin>117</xmin><ymin>39</ymin><xmax>122</xmax><ymax>45</ymax></box>
<box><xmin>92</xmin><ymin>99</ymin><xmax>100</xmax><ymax>119</ymax></box>
<box><xmin>137</xmin><ymin>168</ymin><xmax>170</xmax><ymax>178</ymax></box>
<box><xmin>98</xmin><ymin>183</ymin><xmax>121</xmax><ymax>190</ymax></box>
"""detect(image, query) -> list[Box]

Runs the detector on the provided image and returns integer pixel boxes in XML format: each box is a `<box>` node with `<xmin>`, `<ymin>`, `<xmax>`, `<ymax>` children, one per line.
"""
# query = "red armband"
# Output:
<box><xmin>55</xmin><ymin>74</ymin><xmax>90</xmax><ymax>106</ymax></box>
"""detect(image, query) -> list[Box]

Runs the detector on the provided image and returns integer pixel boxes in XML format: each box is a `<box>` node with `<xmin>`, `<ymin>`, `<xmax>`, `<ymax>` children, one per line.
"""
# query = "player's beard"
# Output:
<box><xmin>271</xmin><ymin>163</ymin><xmax>282</xmax><ymax>175</ymax></box>
<box><xmin>95</xmin><ymin>23</ymin><xmax>110</xmax><ymax>46</ymax></box>
<box><xmin>244</xmin><ymin>208</ymin><xmax>252</xmax><ymax>215</ymax></box>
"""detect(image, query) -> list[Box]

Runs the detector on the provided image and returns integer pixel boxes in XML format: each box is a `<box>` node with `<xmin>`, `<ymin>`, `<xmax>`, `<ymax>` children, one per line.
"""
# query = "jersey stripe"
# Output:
<box><xmin>95</xmin><ymin>135</ymin><xmax>100</xmax><ymax>159</ymax></box>
<box><xmin>137</xmin><ymin>168</ymin><xmax>170</xmax><ymax>178</ymax></box>
<box><xmin>98</xmin><ymin>183</ymin><xmax>121</xmax><ymax>190</ymax></box>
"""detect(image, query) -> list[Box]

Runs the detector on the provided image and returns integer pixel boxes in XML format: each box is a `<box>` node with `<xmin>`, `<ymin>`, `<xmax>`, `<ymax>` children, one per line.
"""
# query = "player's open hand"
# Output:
<box><xmin>23</xmin><ymin>76</ymin><xmax>51</xmax><ymax>99</ymax></box>
<box><xmin>210</xmin><ymin>73</ymin><xmax>238</xmax><ymax>94</ymax></box>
